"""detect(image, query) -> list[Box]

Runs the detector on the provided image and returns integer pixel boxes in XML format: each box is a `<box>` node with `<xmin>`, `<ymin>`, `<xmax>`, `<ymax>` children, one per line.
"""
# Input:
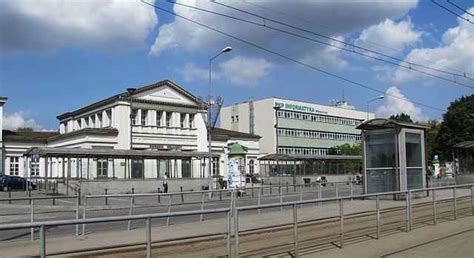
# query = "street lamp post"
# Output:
<box><xmin>127</xmin><ymin>88</ymin><xmax>136</xmax><ymax>180</ymax></box>
<box><xmin>208</xmin><ymin>46</ymin><xmax>232</xmax><ymax>193</ymax></box>
<box><xmin>273</xmin><ymin>106</ymin><xmax>281</xmax><ymax>176</ymax></box>
<box><xmin>366</xmin><ymin>95</ymin><xmax>384</xmax><ymax>120</ymax></box>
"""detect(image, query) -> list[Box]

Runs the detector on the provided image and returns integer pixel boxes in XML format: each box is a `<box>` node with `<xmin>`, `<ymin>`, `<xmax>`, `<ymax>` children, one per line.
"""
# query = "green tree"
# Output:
<box><xmin>426</xmin><ymin>119</ymin><xmax>441</xmax><ymax>159</ymax></box>
<box><xmin>389</xmin><ymin>113</ymin><xmax>413</xmax><ymax>122</ymax></box>
<box><xmin>328</xmin><ymin>143</ymin><xmax>362</xmax><ymax>155</ymax></box>
<box><xmin>436</xmin><ymin>94</ymin><xmax>474</xmax><ymax>160</ymax></box>
<box><xmin>16</xmin><ymin>127</ymin><xmax>34</xmax><ymax>132</ymax></box>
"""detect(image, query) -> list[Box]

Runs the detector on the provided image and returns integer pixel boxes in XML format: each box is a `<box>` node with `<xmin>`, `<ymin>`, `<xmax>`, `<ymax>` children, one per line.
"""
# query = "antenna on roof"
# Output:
<box><xmin>342</xmin><ymin>87</ymin><xmax>345</xmax><ymax>102</ymax></box>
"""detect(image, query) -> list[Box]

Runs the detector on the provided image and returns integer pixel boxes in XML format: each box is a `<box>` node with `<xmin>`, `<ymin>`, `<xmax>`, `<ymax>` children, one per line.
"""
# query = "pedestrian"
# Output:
<box><xmin>163</xmin><ymin>173</ymin><xmax>168</xmax><ymax>193</ymax></box>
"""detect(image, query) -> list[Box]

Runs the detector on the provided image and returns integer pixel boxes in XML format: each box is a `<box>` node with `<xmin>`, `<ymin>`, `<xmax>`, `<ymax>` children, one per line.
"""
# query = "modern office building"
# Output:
<box><xmin>221</xmin><ymin>97</ymin><xmax>374</xmax><ymax>156</ymax></box>
<box><xmin>1</xmin><ymin>80</ymin><xmax>260</xmax><ymax>194</ymax></box>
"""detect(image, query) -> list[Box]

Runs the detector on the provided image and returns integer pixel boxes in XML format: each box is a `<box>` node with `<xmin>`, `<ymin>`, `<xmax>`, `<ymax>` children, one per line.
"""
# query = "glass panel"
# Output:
<box><xmin>407</xmin><ymin>168</ymin><xmax>423</xmax><ymax>190</ymax></box>
<box><xmin>131</xmin><ymin>159</ymin><xmax>144</xmax><ymax>179</ymax></box>
<box><xmin>181</xmin><ymin>159</ymin><xmax>191</xmax><ymax>178</ymax></box>
<box><xmin>158</xmin><ymin>159</ymin><xmax>169</xmax><ymax>178</ymax></box>
<box><xmin>366</xmin><ymin>169</ymin><xmax>398</xmax><ymax>193</ymax></box>
<box><xmin>365</xmin><ymin>131</ymin><xmax>396</xmax><ymax>168</ymax></box>
<box><xmin>405</xmin><ymin>133</ymin><xmax>422</xmax><ymax>167</ymax></box>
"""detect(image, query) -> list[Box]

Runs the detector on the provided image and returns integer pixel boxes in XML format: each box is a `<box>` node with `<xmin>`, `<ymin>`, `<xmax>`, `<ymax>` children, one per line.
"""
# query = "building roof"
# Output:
<box><xmin>258</xmin><ymin>153</ymin><xmax>362</xmax><ymax>161</ymax></box>
<box><xmin>56</xmin><ymin>80</ymin><xmax>206</xmax><ymax>120</ymax></box>
<box><xmin>48</xmin><ymin>127</ymin><xmax>119</xmax><ymax>142</ymax></box>
<box><xmin>356</xmin><ymin>118</ymin><xmax>428</xmax><ymax>131</ymax></box>
<box><xmin>24</xmin><ymin>147</ymin><xmax>219</xmax><ymax>158</ymax></box>
<box><xmin>2</xmin><ymin>130</ymin><xmax>59</xmax><ymax>143</ymax></box>
<box><xmin>211</xmin><ymin>127</ymin><xmax>261</xmax><ymax>141</ymax></box>
<box><xmin>453</xmin><ymin>141</ymin><xmax>474</xmax><ymax>149</ymax></box>
<box><xmin>0</xmin><ymin>96</ymin><xmax>7</xmax><ymax>104</ymax></box>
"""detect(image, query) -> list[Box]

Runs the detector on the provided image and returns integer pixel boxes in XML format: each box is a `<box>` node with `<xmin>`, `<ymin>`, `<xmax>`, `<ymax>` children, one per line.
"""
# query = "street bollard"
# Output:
<box><xmin>376</xmin><ymin>195</ymin><xmax>380</xmax><ymax>239</ymax></box>
<box><xmin>75</xmin><ymin>195</ymin><xmax>80</xmax><ymax>236</ymax></box>
<box><xmin>471</xmin><ymin>186</ymin><xmax>474</xmax><ymax>216</ymax></box>
<box><xmin>104</xmin><ymin>188</ymin><xmax>108</xmax><ymax>206</ymax></box>
<box><xmin>166</xmin><ymin>196</ymin><xmax>172</xmax><ymax>226</ymax></box>
<box><xmin>286</xmin><ymin>182</ymin><xmax>289</xmax><ymax>193</ymax></box>
<box><xmin>226</xmin><ymin>211</ymin><xmax>231</xmax><ymax>257</ymax></box>
<box><xmin>78</xmin><ymin>188</ymin><xmax>81</xmax><ymax>205</ymax></box>
<box><xmin>40</xmin><ymin>225</ymin><xmax>46</xmax><ymax>258</ymax></box>
<box><xmin>52</xmin><ymin>195</ymin><xmax>56</xmax><ymax>206</ymax></box>
<box><xmin>335</xmin><ymin>183</ymin><xmax>338</xmax><ymax>198</ymax></box>
<box><xmin>300</xmin><ymin>185</ymin><xmax>303</xmax><ymax>202</ymax></box>
<box><xmin>234</xmin><ymin>209</ymin><xmax>240</xmax><ymax>257</ymax></box>
<box><xmin>280</xmin><ymin>188</ymin><xmax>283</xmax><ymax>211</ymax></box>
<box><xmin>432</xmin><ymin>189</ymin><xmax>437</xmax><ymax>225</ymax></box>
<box><xmin>270</xmin><ymin>183</ymin><xmax>272</xmax><ymax>195</ymax></box>
<box><xmin>258</xmin><ymin>190</ymin><xmax>261</xmax><ymax>215</ymax></box>
<box><xmin>180</xmin><ymin>186</ymin><xmax>184</xmax><ymax>203</ymax></box>
<box><xmin>252</xmin><ymin>183</ymin><xmax>254</xmax><ymax>198</ymax></box>
<box><xmin>339</xmin><ymin>198</ymin><xmax>344</xmax><ymax>248</ymax></box>
<box><xmin>28</xmin><ymin>189</ymin><xmax>32</xmax><ymax>205</ymax></box>
<box><xmin>293</xmin><ymin>183</ymin><xmax>296</xmax><ymax>192</ymax></box>
<box><xmin>131</xmin><ymin>188</ymin><xmax>135</xmax><ymax>204</ymax></box>
<box><xmin>261</xmin><ymin>184</ymin><xmax>264</xmax><ymax>196</ymax></box>
<box><xmin>82</xmin><ymin>197</ymin><xmax>87</xmax><ymax>235</ymax></box>
<box><xmin>220</xmin><ymin>190</ymin><xmax>222</xmax><ymax>201</ymax></box>
<box><xmin>406</xmin><ymin>191</ymin><xmax>412</xmax><ymax>232</ymax></box>
<box><xmin>293</xmin><ymin>203</ymin><xmax>299</xmax><ymax>257</ymax></box>
<box><xmin>350</xmin><ymin>181</ymin><xmax>353</xmax><ymax>200</ymax></box>
<box><xmin>8</xmin><ymin>189</ymin><xmax>11</xmax><ymax>204</ymax></box>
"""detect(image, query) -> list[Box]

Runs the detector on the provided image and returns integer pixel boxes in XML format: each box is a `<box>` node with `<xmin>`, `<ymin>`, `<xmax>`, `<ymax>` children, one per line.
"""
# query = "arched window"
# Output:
<box><xmin>249</xmin><ymin>160</ymin><xmax>255</xmax><ymax>174</ymax></box>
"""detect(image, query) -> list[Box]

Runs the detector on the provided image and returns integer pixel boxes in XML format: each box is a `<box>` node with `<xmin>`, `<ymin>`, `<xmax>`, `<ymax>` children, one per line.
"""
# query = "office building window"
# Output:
<box><xmin>249</xmin><ymin>160</ymin><xmax>255</xmax><ymax>174</ymax></box>
<box><xmin>189</xmin><ymin>114</ymin><xmax>195</xmax><ymax>128</ymax></box>
<box><xmin>141</xmin><ymin>109</ymin><xmax>148</xmax><ymax>125</ymax></box>
<box><xmin>182</xmin><ymin>159</ymin><xmax>191</xmax><ymax>178</ymax></box>
<box><xmin>10</xmin><ymin>157</ymin><xmax>19</xmax><ymax>176</ymax></box>
<box><xmin>277</xmin><ymin>128</ymin><xmax>361</xmax><ymax>142</ymax></box>
<box><xmin>156</xmin><ymin>111</ymin><xmax>162</xmax><ymax>126</ymax></box>
<box><xmin>97</xmin><ymin>159</ymin><xmax>108</xmax><ymax>178</ymax></box>
<box><xmin>166</xmin><ymin>112</ymin><xmax>172</xmax><ymax>127</ymax></box>
<box><xmin>277</xmin><ymin>110</ymin><xmax>362</xmax><ymax>127</ymax></box>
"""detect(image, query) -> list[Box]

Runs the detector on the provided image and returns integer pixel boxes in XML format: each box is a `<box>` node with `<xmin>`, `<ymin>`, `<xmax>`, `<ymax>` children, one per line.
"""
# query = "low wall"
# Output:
<box><xmin>71</xmin><ymin>178</ymin><xmax>210</xmax><ymax>195</ymax></box>
<box><xmin>262</xmin><ymin>175</ymin><xmax>354</xmax><ymax>185</ymax></box>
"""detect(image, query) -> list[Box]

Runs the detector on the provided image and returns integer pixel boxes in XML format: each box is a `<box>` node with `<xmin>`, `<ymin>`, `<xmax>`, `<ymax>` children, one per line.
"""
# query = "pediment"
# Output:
<box><xmin>135</xmin><ymin>83</ymin><xmax>199</xmax><ymax>106</ymax></box>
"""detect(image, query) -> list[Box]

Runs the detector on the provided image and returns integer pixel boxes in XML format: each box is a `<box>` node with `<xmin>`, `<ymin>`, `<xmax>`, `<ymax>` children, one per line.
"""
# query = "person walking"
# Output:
<box><xmin>163</xmin><ymin>173</ymin><xmax>168</xmax><ymax>193</ymax></box>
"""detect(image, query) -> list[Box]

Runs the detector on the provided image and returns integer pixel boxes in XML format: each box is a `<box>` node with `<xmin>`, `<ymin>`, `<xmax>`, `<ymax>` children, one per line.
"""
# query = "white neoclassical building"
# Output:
<box><xmin>1</xmin><ymin>80</ymin><xmax>261</xmax><ymax>194</ymax></box>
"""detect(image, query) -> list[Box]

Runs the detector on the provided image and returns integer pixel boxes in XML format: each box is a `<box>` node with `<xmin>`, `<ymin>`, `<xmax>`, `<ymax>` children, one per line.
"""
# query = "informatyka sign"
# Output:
<box><xmin>275</xmin><ymin>101</ymin><xmax>328</xmax><ymax>114</ymax></box>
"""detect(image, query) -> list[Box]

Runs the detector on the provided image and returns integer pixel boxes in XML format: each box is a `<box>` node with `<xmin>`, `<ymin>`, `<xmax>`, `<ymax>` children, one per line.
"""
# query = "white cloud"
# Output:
<box><xmin>179</xmin><ymin>56</ymin><xmax>272</xmax><ymax>86</ymax></box>
<box><xmin>356</xmin><ymin>18</ymin><xmax>422</xmax><ymax>55</ymax></box>
<box><xmin>301</xmin><ymin>36</ymin><xmax>348</xmax><ymax>69</ymax></box>
<box><xmin>149</xmin><ymin>0</ymin><xmax>418</xmax><ymax>68</ymax></box>
<box><xmin>0</xmin><ymin>0</ymin><xmax>157</xmax><ymax>52</ymax></box>
<box><xmin>219</xmin><ymin>56</ymin><xmax>272</xmax><ymax>86</ymax></box>
<box><xmin>394</xmin><ymin>7</ymin><xmax>474</xmax><ymax>83</ymax></box>
<box><xmin>376</xmin><ymin>86</ymin><xmax>426</xmax><ymax>121</ymax></box>
<box><xmin>3</xmin><ymin>112</ymin><xmax>41</xmax><ymax>130</ymax></box>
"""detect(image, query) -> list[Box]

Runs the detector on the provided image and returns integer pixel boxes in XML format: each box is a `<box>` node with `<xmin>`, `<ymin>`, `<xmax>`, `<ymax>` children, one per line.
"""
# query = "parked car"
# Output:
<box><xmin>0</xmin><ymin>175</ymin><xmax>37</xmax><ymax>191</ymax></box>
<box><xmin>246</xmin><ymin>173</ymin><xmax>263</xmax><ymax>184</ymax></box>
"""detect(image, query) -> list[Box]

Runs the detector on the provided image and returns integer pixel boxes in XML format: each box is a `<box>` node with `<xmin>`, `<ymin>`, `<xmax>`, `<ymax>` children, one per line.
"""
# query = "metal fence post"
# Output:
<box><xmin>131</xmin><ymin>188</ymin><xmax>135</xmax><ymax>204</ymax></box>
<box><xmin>339</xmin><ymin>198</ymin><xmax>344</xmax><ymax>248</ymax></box>
<box><xmin>104</xmin><ymin>188</ymin><xmax>108</xmax><ymax>206</ymax></box>
<box><xmin>432</xmin><ymin>189</ymin><xmax>437</xmax><ymax>225</ymax></box>
<box><xmin>28</xmin><ymin>189</ymin><xmax>32</xmax><ymax>204</ymax></box>
<box><xmin>166</xmin><ymin>196</ymin><xmax>172</xmax><ymax>226</ymax></box>
<box><xmin>226</xmin><ymin>211</ymin><xmax>231</xmax><ymax>258</ymax></box>
<box><xmin>127</xmin><ymin>196</ymin><xmax>134</xmax><ymax>230</ymax></box>
<box><xmin>157</xmin><ymin>189</ymin><xmax>161</xmax><ymax>204</ymax></box>
<box><xmin>234</xmin><ymin>209</ymin><xmax>239</xmax><ymax>257</ymax></box>
<box><xmin>220</xmin><ymin>190</ymin><xmax>222</xmax><ymax>201</ymax></box>
<box><xmin>261</xmin><ymin>185</ymin><xmax>264</xmax><ymax>196</ymax></box>
<box><xmin>39</xmin><ymin>225</ymin><xmax>46</xmax><ymax>258</ymax></box>
<box><xmin>335</xmin><ymin>183</ymin><xmax>338</xmax><ymax>198</ymax></box>
<box><xmin>258</xmin><ymin>189</ymin><xmax>261</xmax><ymax>215</ymax></box>
<box><xmin>406</xmin><ymin>191</ymin><xmax>412</xmax><ymax>232</ymax></box>
<box><xmin>76</xmin><ymin>195</ymin><xmax>80</xmax><ymax>236</ymax></box>
<box><xmin>471</xmin><ymin>186</ymin><xmax>474</xmax><ymax>216</ymax></box>
<box><xmin>299</xmin><ymin>185</ymin><xmax>303</xmax><ymax>202</ymax></box>
<box><xmin>280</xmin><ymin>187</ymin><xmax>283</xmax><ymax>211</ymax></box>
<box><xmin>376</xmin><ymin>195</ymin><xmax>380</xmax><ymax>239</ymax></box>
<box><xmin>52</xmin><ymin>195</ymin><xmax>56</xmax><ymax>206</ymax></box>
<box><xmin>318</xmin><ymin>186</ymin><xmax>322</xmax><ymax>205</ymax></box>
<box><xmin>453</xmin><ymin>187</ymin><xmax>457</xmax><ymax>220</ymax></box>
<box><xmin>78</xmin><ymin>188</ymin><xmax>81</xmax><ymax>205</ymax></box>
<box><xmin>270</xmin><ymin>183</ymin><xmax>272</xmax><ymax>195</ymax></box>
<box><xmin>146</xmin><ymin>217</ymin><xmax>152</xmax><ymax>258</ymax></box>
<box><xmin>200</xmin><ymin>192</ymin><xmax>205</xmax><ymax>222</ymax></box>
<box><xmin>293</xmin><ymin>203</ymin><xmax>299</xmax><ymax>257</ymax></box>
<box><xmin>350</xmin><ymin>181</ymin><xmax>353</xmax><ymax>200</ymax></box>
<box><xmin>251</xmin><ymin>184</ymin><xmax>254</xmax><ymax>198</ymax></box>
<box><xmin>82</xmin><ymin>197</ymin><xmax>87</xmax><ymax>235</ymax></box>
<box><xmin>8</xmin><ymin>189</ymin><xmax>11</xmax><ymax>204</ymax></box>
<box><xmin>30</xmin><ymin>199</ymin><xmax>35</xmax><ymax>241</ymax></box>
<box><xmin>180</xmin><ymin>186</ymin><xmax>184</xmax><ymax>203</ymax></box>
<box><xmin>286</xmin><ymin>182</ymin><xmax>289</xmax><ymax>193</ymax></box>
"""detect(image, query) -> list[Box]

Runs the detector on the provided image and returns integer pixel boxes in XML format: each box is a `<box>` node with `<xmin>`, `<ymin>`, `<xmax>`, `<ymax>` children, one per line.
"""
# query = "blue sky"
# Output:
<box><xmin>1</xmin><ymin>0</ymin><xmax>473</xmax><ymax>130</ymax></box>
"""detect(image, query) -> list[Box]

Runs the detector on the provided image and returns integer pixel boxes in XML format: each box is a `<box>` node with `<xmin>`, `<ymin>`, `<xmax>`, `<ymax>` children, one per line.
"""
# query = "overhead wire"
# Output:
<box><xmin>447</xmin><ymin>0</ymin><xmax>474</xmax><ymax>17</ymax></box>
<box><xmin>242</xmin><ymin>0</ymin><xmax>473</xmax><ymax>78</ymax></box>
<box><xmin>166</xmin><ymin>0</ymin><xmax>474</xmax><ymax>89</ymax></box>
<box><xmin>140</xmin><ymin>0</ymin><xmax>447</xmax><ymax>112</ymax></box>
<box><xmin>210</xmin><ymin>0</ymin><xmax>474</xmax><ymax>87</ymax></box>
<box><xmin>431</xmin><ymin>0</ymin><xmax>474</xmax><ymax>25</ymax></box>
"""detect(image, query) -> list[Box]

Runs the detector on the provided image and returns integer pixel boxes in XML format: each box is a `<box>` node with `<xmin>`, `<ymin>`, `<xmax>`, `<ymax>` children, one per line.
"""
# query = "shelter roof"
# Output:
<box><xmin>453</xmin><ymin>141</ymin><xmax>474</xmax><ymax>149</ymax></box>
<box><xmin>356</xmin><ymin>118</ymin><xmax>428</xmax><ymax>131</ymax></box>
<box><xmin>258</xmin><ymin>154</ymin><xmax>361</xmax><ymax>161</ymax></box>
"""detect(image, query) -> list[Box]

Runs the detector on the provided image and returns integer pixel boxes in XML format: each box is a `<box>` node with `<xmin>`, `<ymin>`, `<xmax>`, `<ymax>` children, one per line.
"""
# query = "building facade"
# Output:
<box><xmin>221</xmin><ymin>97</ymin><xmax>374</xmax><ymax>156</ymax></box>
<box><xmin>1</xmin><ymin>81</ymin><xmax>260</xmax><ymax>194</ymax></box>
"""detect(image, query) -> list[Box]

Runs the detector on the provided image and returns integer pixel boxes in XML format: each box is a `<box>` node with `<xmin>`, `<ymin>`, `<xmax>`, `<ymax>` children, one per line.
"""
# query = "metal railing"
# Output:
<box><xmin>1</xmin><ymin>183</ymin><xmax>471</xmax><ymax>258</ymax></box>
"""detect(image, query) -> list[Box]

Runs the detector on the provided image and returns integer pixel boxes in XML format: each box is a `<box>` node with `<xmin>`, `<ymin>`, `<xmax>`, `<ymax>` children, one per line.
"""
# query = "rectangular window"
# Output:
<box><xmin>131</xmin><ymin>159</ymin><xmax>144</xmax><ymax>179</ymax></box>
<box><xmin>131</xmin><ymin>109</ymin><xmax>138</xmax><ymax>125</ymax></box>
<box><xmin>180</xmin><ymin>113</ymin><xmax>186</xmax><ymax>128</ymax></box>
<box><xmin>181</xmin><ymin>159</ymin><xmax>191</xmax><ymax>178</ymax></box>
<box><xmin>156</xmin><ymin>111</ymin><xmax>162</xmax><ymax>126</ymax></box>
<box><xmin>189</xmin><ymin>114</ymin><xmax>195</xmax><ymax>128</ymax></box>
<box><xmin>97</xmin><ymin>159</ymin><xmax>108</xmax><ymax>178</ymax></box>
<box><xmin>30</xmin><ymin>161</ymin><xmax>39</xmax><ymax>176</ymax></box>
<box><xmin>141</xmin><ymin>109</ymin><xmax>148</xmax><ymax>125</ymax></box>
<box><xmin>212</xmin><ymin>157</ymin><xmax>220</xmax><ymax>176</ymax></box>
<box><xmin>10</xmin><ymin>157</ymin><xmax>19</xmax><ymax>176</ymax></box>
<box><xmin>166</xmin><ymin>112</ymin><xmax>172</xmax><ymax>127</ymax></box>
